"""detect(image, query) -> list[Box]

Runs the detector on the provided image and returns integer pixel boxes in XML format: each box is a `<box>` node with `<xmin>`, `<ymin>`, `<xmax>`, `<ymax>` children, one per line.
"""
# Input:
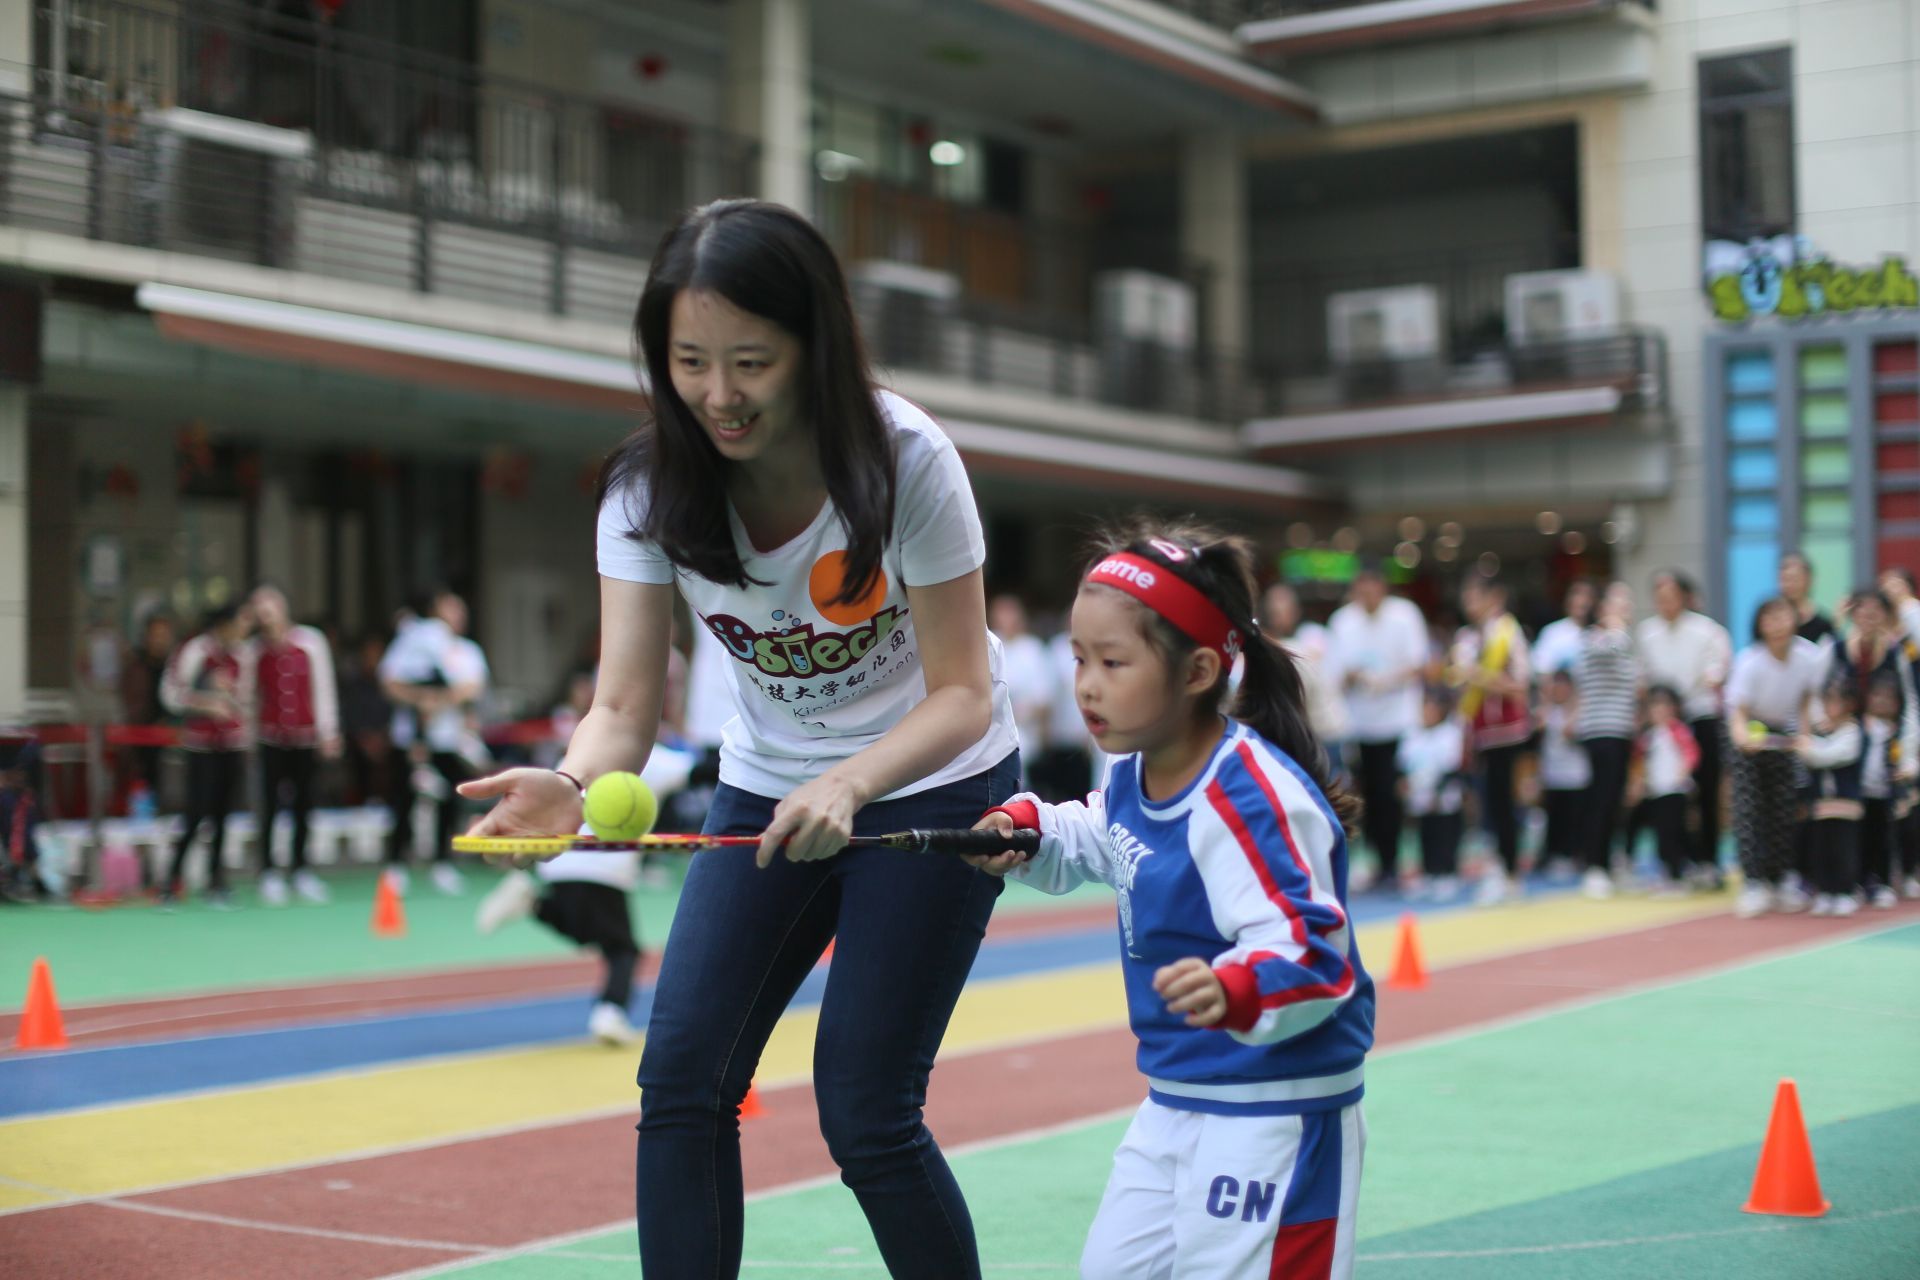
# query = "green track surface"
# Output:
<box><xmin>437</xmin><ymin>923</ymin><xmax>1920</xmax><ymax>1277</ymax></box>
<box><xmin>1</xmin><ymin>864</ymin><xmax>1110</xmax><ymax>1009</ymax></box>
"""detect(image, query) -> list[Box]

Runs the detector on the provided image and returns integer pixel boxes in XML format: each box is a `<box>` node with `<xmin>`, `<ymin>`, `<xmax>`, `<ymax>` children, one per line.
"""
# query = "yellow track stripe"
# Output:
<box><xmin>1</xmin><ymin>892</ymin><xmax>1726</xmax><ymax>1211</ymax></box>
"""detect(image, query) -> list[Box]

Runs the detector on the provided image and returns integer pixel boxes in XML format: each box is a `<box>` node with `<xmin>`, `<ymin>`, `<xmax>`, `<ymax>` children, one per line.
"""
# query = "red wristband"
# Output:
<box><xmin>553</xmin><ymin>769</ymin><xmax>586</xmax><ymax>796</ymax></box>
<box><xmin>983</xmin><ymin>798</ymin><xmax>1041</xmax><ymax>831</ymax></box>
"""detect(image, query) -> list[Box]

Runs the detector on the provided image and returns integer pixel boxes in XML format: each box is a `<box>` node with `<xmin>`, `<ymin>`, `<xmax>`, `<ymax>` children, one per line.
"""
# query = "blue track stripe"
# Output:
<box><xmin>0</xmin><ymin>889</ymin><xmax>1494</xmax><ymax>1119</ymax></box>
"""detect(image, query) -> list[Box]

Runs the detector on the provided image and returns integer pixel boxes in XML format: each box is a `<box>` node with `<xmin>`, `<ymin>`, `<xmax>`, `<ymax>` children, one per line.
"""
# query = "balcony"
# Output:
<box><xmin>1242</xmin><ymin>327</ymin><xmax>1668</xmax><ymax>453</ymax></box>
<box><xmin>1235</xmin><ymin>0</ymin><xmax>1656</xmax><ymax>60</ymax></box>
<box><xmin>10</xmin><ymin>0</ymin><xmax>755</xmax><ymax>328</ymax></box>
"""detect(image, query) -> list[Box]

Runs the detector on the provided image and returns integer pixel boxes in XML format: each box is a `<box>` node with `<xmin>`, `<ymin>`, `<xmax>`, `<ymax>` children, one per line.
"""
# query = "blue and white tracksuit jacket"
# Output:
<box><xmin>998</xmin><ymin>721</ymin><xmax>1374</xmax><ymax>1117</ymax></box>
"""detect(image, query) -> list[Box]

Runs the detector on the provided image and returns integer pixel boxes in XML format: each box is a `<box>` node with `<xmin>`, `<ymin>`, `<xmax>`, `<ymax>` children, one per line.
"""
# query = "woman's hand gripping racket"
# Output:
<box><xmin>450</xmin><ymin>827</ymin><xmax>1041</xmax><ymax>860</ymax></box>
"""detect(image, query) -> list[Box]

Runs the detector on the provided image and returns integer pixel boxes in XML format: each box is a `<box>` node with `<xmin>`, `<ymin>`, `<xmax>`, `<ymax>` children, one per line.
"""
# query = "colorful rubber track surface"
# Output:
<box><xmin>3</xmin><ymin>868</ymin><xmax>1918</xmax><ymax>1278</ymax></box>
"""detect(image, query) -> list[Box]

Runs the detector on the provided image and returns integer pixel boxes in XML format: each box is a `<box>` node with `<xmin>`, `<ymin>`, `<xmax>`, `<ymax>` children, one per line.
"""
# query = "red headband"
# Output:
<box><xmin>1085</xmin><ymin>550</ymin><xmax>1244</xmax><ymax>666</ymax></box>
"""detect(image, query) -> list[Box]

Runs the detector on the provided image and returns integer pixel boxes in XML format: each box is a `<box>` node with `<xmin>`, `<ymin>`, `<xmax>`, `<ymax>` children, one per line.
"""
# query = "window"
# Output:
<box><xmin>1699</xmin><ymin>48</ymin><xmax>1794</xmax><ymax>243</ymax></box>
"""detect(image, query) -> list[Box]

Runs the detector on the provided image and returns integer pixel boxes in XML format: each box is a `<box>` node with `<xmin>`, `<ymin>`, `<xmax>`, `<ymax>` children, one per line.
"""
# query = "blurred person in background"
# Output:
<box><xmin>1636</xmin><ymin>570</ymin><xmax>1733</xmax><ymax>887</ymax></box>
<box><xmin>119</xmin><ymin>610</ymin><xmax>178</xmax><ymax>808</ymax></box>
<box><xmin>379</xmin><ymin>589</ymin><xmax>489</xmax><ymax>895</ymax></box>
<box><xmin>1779</xmin><ymin>550</ymin><xmax>1838</xmax><ymax>650</ymax></box>
<box><xmin>1532</xmin><ymin>579</ymin><xmax>1596</xmax><ymax>678</ymax></box>
<box><xmin>1574</xmin><ymin>583</ymin><xmax>1640</xmax><ymax>898</ymax></box>
<box><xmin>1450</xmin><ymin>575</ymin><xmax>1534</xmax><ymax>905</ymax></box>
<box><xmin>1032</xmin><ymin>612</ymin><xmax>1099</xmax><ymax>803</ymax></box>
<box><xmin>990</xmin><ymin>594</ymin><xmax>1056</xmax><ymax>790</ymax></box>
<box><xmin>1727</xmin><ymin>597</ymin><xmax>1828</xmax><ymax>918</ymax></box>
<box><xmin>669</xmin><ymin>621</ymin><xmax>732</xmax><ymax>834</ymax></box>
<box><xmin>0</xmin><ymin>737</ymin><xmax>46</xmax><ymax>902</ymax></box>
<box><xmin>339</xmin><ymin>632</ymin><xmax>395</xmax><ymax>807</ymax></box>
<box><xmin>1877</xmin><ymin>567</ymin><xmax>1920</xmax><ymax>643</ymax></box>
<box><xmin>1325</xmin><ymin>566</ymin><xmax>1425</xmax><ymax>888</ymax></box>
<box><xmin>1828</xmin><ymin>588</ymin><xmax>1919</xmax><ymax>900</ymax></box>
<box><xmin>1537</xmin><ymin>669</ymin><xmax>1590</xmax><ymax>879</ymax></box>
<box><xmin>159</xmin><ymin>603</ymin><xmax>255</xmax><ymax>908</ymax></box>
<box><xmin>1398</xmin><ymin>686</ymin><xmax>1467</xmax><ymax>901</ymax></box>
<box><xmin>246</xmin><ymin>585</ymin><xmax>341</xmax><ymax>906</ymax></box>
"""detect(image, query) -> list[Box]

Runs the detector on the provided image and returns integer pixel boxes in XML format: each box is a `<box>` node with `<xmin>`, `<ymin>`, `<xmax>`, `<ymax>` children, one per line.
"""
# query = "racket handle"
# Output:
<box><xmin>884</xmin><ymin>827</ymin><xmax>1042</xmax><ymax>856</ymax></box>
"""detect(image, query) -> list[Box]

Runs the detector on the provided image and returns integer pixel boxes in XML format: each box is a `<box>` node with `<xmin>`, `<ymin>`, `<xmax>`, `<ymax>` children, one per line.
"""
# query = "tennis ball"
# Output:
<box><xmin>583</xmin><ymin>772</ymin><xmax>657</xmax><ymax>841</ymax></box>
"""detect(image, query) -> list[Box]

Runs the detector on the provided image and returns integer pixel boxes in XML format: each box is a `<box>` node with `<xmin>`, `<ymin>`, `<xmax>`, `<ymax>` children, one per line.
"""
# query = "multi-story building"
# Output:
<box><xmin>1</xmin><ymin>0</ymin><xmax>1914</xmax><ymax>727</ymax></box>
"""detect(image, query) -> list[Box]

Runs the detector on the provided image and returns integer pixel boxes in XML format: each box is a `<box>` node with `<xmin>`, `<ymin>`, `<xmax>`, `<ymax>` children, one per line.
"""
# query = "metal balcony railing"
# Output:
<box><xmin>15</xmin><ymin>0</ymin><xmax>756</xmax><ymax>323</ymax></box>
<box><xmin>1265</xmin><ymin>327</ymin><xmax>1669</xmax><ymax>417</ymax></box>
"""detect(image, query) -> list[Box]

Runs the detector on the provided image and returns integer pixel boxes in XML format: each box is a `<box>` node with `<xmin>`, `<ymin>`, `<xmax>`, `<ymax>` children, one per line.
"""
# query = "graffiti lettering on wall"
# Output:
<box><xmin>1705</xmin><ymin>236</ymin><xmax>1920</xmax><ymax>323</ymax></box>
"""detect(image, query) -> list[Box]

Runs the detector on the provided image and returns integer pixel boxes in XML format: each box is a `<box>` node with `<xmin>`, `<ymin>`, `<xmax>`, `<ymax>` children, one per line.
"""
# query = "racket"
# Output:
<box><xmin>451</xmin><ymin>828</ymin><xmax>1042</xmax><ymax>859</ymax></box>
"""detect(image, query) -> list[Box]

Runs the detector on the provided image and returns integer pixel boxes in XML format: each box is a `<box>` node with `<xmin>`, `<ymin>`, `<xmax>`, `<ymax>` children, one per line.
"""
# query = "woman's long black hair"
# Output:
<box><xmin>597</xmin><ymin>200</ymin><xmax>896</xmax><ymax>606</ymax></box>
<box><xmin>1086</xmin><ymin>518</ymin><xmax>1360</xmax><ymax>835</ymax></box>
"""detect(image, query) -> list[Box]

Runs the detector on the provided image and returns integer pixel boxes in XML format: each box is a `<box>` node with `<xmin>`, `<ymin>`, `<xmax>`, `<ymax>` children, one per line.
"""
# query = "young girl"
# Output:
<box><xmin>1399</xmin><ymin>686</ymin><xmax>1468</xmax><ymax>901</ymax></box>
<box><xmin>968</xmin><ymin>521</ymin><xmax>1372</xmax><ymax>1279</ymax></box>
<box><xmin>1537</xmin><ymin>669</ymin><xmax>1590</xmax><ymax>878</ymax></box>
<box><xmin>1633</xmin><ymin>685</ymin><xmax>1700</xmax><ymax>893</ymax></box>
<box><xmin>1797</xmin><ymin>682</ymin><xmax>1865</xmax><ymax>917</ymax></box>
<box><xmin>1859</xmin><ymin>675</ymin><xmax>1902</xmax><ymax>909</ymax></box>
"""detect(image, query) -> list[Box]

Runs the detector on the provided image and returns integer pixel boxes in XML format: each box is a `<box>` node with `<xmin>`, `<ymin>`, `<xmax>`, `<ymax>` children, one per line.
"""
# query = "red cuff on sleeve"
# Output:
<box><xmin>1213</xmin><ymin>963</ymin><xmax>1262</xmax><ymax>1033</ymax></box>
<box><xmin>983</xmin><ymin>799</ymin><xmax>1041</xmax><ymax>831</ymax></box>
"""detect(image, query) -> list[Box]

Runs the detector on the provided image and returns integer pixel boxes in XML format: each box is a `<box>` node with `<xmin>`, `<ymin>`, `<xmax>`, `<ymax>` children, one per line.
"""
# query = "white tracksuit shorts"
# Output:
<box><xmin>1080</xmin><ymin>1098</ymin><xmax>1364</xmax><ymax>1280</ymax></box>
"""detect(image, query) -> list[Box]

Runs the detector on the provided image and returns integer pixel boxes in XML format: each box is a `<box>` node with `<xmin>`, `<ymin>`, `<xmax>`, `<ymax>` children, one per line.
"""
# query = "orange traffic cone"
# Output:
<box><xmin>15</xmin><ymin>956</ymin><xmax>69</xmax><ymax>1051</ymax></box>
<box><xmin>1743</xmin><ymin>1079</ymin><xmax>1829</xmax><ymax>1217</ymax></box>
<box><xmin>740</xmin><ymin>1083</ymin><xmax>767</xmax><ymax>1120</ymax></box>
<box><xmin>1386</xmin><ymin>913</ymin><xmax>1428</xmax><ymax>990</ymax></box>
<box><xmin>371</xmin><ymin>873</ymin><xmax>407</xmax><ymax>937</ymax></box>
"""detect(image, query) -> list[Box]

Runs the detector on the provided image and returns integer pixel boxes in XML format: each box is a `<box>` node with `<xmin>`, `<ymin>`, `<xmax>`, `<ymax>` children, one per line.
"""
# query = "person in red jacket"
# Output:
<box><xmin>246</xmin><ymin>585</ymin><xmax>342</xmax><ymax>905</ymax></box>
<box><xmin>159</xmin><ymin>603</ymin><xmax>255</xmax><ymax>908</ymax></box>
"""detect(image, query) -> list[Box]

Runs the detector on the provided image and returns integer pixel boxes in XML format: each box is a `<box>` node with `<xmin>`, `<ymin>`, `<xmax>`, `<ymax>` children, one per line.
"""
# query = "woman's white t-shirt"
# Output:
<box><xmin>597</xmin><ymin>390</ymin><xmax>1019</xmax><ymax>801</ymax></box>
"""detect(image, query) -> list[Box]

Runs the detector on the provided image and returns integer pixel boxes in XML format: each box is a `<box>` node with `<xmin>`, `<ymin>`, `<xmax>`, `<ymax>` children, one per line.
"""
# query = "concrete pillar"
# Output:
<box><xmin>726</xmin><ymin>0</ymin><xmax>812</xmax><ymax>216</ymax></box>
<box><xmin>0</xmin><ymin>388</ymin><xmax>26</xmax><ymax>721</ymax></box>
<box><xmin>1180</xmin><ymin>131</ymin><xmax>1249</xmax><ymax>359</ymax></box>
<box><xmin>255</xmin><ymin>473</ymin><xmax>295</xmax><ymax>594</ymax></box>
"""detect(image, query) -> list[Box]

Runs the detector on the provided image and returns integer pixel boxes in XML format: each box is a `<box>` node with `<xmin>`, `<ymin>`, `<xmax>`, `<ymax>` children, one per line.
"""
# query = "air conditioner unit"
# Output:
<box><xmin>846</xmin><ymin>260</ymin><xmax>958</xmax><ymax>372</ymax></box>
<box><xmin>1504</xmin><ymin>270</ymin><xmax>1622</xmax><ymax>344</ymax></box>
<box><xmin>1094</xmin><ymin>270</ymin><xmax>1196</xmax><ymax>351</ymax></box>
<box><xmin>150</xmin><ymin>110</ymin><xmax>310</xmax><ymax>266</ymax></box>
<box><xmin>1325</xmin><ymin>286</ymin><xmax>1442</xmax><ymax>364</ymax></box>
<box><xmin>1092</xmin><ymin>270</ymin><xmax>1197</xmax><ymax>412</ymax></box>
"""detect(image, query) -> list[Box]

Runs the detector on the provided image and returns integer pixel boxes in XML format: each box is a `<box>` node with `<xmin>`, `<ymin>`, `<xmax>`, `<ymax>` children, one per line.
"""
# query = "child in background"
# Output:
<box><xmin>1398</xmin><ymin>687</ymin><xmax>1468</xmax><ymax>902</ymax></box>
<box><xmin>1633</xmin><ymin>685</ymin><xmax>1700</xmax><ymax>894</ymax></box>
<box><xmin>1798</xmin><ymin>682</ymin><xmax>1866</xmax><ymax>918</ymax></box>
<box><xmin>0</xmin><ymin>736</ymin><xmax>44</xmax><ymax>902</ymax></box>
<box><xmin>1859</xmin><ymin>676</ymin><xmax>1902</xmax><ymax>909</ymax></box>
<box><xmin>475</xmin><ymin>744</ymin><xmax>696</xmax><ymax>1043</ymax></box>
<box><xmin>967</xmin><ymin>520</ymin><xmax>1372</xmax><ymax>1279</ymax></box>
<box><xmin>1537</xmin><ymin>669</ymin><xmax>1591</xmax><ymax>878</ymax></box>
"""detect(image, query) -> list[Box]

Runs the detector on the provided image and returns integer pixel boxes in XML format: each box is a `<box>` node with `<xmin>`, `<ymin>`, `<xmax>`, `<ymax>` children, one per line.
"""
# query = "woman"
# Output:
<box><xmin>459</xmin><ymin>200</ymin><xmax>1019</xmax><ymax>1278</ymax></box>
<box><xmin>1726</xmin><ymin>597</ymin><xmax>1829</xmax><ymax>918</ymax></box>
<box><xmin>1573</xmin><ymin>582</ymin><xmax>1640</xmax><ymax>898</ymax></box>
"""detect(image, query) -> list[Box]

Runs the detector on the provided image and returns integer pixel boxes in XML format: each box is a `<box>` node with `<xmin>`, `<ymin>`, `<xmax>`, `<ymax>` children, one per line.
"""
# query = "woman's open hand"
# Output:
<box><xmin>458</xmin><ymin>768</ymin><xmax>584</xmax><ymax>840</ymax></box>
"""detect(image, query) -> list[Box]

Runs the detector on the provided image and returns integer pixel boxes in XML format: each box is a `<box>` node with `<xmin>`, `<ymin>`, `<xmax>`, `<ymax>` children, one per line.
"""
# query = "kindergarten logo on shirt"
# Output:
<box><xmin>701</xmin><ymin>552</ymin><xmax>915</xmax><ymax>720</ymax></box>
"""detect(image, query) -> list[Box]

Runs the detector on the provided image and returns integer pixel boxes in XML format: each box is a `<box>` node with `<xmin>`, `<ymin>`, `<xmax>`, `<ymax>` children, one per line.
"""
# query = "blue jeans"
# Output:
<box><xmin>635</xmin><ymin>752</ymin><xmax>1018</xmax><ymax>1278</ymax></box>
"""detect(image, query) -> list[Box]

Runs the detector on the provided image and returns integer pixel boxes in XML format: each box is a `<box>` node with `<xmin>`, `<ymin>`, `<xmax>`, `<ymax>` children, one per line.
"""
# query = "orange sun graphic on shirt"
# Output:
<box><xmin>809</xmin><ymin>551</ymin><xmax>888</xmax><ymax>626</ymax></box>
